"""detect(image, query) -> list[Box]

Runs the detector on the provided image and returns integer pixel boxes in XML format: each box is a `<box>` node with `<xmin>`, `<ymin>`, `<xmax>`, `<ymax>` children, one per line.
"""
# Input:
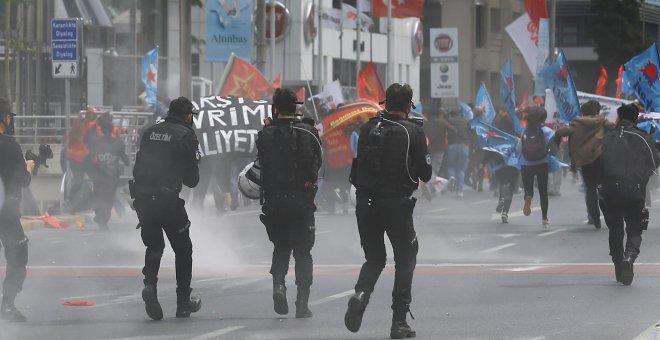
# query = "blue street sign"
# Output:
<box><xmin>51</xmin><ymin>18</ymin><xmax>81</xmax><ymax>78</ymax></box>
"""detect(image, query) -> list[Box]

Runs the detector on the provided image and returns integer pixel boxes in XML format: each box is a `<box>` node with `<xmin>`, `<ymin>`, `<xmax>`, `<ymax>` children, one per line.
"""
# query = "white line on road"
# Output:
<box><xmin>424</xmin><ymin>207</ymin><xmax>448</xmax><ymax>214</ymax></box>
<box><xmin>308</xmin><ymin>289</ymin><xmax>354</xmax><ymax>307</ymax></box>
<box><xmin>223</xmin><ymin>210</ymin><xmax>260</xmax><ymax>217</ymax></box>
<box><xmin>538</xmin><ymin>228</ymin><xmax>567</xmax><ymax>237</ymax></box>
<box><xmin>480</xmin><ymin>243</ymin><xmax>517</xmax><ymax>254</ymax></box>
<box><xmin>499</xmin><ymin>233</ymin><xmax>520</xmax><ymax>239</ymax></box>
<box><xmin>187</xmin><ymin>326</ymin><xmax>245</xmax><ymax>340</ymax></box>
<box><xmin>471</xmin><ymin>199</ymin><xmax>493</xmax><ymax>205</ymax></box>
<box><xmin>498</xmin><ymin>266</ymin><xmax>547</xmax><ymax>272</ymax></box>
<box><xmin>316</xmin><ymin>230</ymin><xmax>334</xmax><ymax>236</ymax></box>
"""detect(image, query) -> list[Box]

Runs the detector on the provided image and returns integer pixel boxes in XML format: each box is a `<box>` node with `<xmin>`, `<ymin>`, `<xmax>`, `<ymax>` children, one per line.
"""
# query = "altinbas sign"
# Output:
<box><xmin>206</xmin><ymin>0</ymin><xmax>253</xmax><ymax>62</ymax></box>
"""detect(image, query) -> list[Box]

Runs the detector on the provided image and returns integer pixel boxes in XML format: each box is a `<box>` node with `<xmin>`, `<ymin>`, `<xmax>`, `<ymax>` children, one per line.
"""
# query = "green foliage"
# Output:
<box><xmin>588</xmin><ymin>0</ymin><xmax>644</xmax><ymax>70</ymax></box>
<box><xmin>192</xmin><ymin>0</ymin><xmax>204</xmax><ymax>8</ymax></box>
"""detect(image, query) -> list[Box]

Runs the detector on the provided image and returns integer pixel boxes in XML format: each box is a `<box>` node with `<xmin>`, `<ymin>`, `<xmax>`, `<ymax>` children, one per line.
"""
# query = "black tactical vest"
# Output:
<box><xmin>257</xmin><ymin>119</ymin><xmax>320</xmax><ymax>192</ymax></box>
<box><xmin>354</xmin><ymin>115</ymin><xmax>419</xmax><ymax>196</ymax></box>
<box><xmin>133</xmin><ymin>118</ymin><xmax>195</xmax><ymax>192</ymax></box>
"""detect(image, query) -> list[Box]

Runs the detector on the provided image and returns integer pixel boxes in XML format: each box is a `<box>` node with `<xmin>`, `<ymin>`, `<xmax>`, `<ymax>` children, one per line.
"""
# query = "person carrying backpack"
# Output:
<box><xmin>518</xmin><ymin>107</ymin><xmax>556</xmax><ymax>228</ymax></box>
<box><xmin>598</xmin><ymin>104</ymin><xmax>659</xmax><ymax>285</ymax></box>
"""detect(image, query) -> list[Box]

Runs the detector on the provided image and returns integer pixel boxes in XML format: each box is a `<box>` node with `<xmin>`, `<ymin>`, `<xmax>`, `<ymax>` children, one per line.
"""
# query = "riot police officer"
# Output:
<box><xmin>257</xmin><ymin>88</ymin><xmax>322</xmax><ymax>318</ymax></box>
<box><xmin>0</xmin><ymin>98</ymin><xmax>34</xmax><ymax>322</ymax></box>
<box><xmin>344</xmin><ymin>84</ymin><xmax>432</xmax><ymax>339</ymax></box>
<box><xmin>599</xmin><ymin>103</ymin><xmax>659</xmax><ymax>285</ymax></box>
<box><xmin>132</xmin><ymin>97</ymin><xmax>202</xmax><ymax>320</ymax></box>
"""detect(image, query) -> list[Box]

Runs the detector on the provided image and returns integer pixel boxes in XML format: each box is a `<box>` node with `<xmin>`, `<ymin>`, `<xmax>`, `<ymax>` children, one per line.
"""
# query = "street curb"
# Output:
<box><xmin>632</xmin><ymin>320</ymin><xmax>660</xmax><ymax>340</ymax></box>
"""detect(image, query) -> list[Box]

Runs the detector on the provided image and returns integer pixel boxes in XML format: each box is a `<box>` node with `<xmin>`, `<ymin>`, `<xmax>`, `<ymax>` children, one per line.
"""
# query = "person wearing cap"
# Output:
<box><xmin>0</xmin><ymin>98</ymin><xmax>34</xmax><ymax>322</ymax></box>
<box><xmin>257</xmin><ymin>88</ymin><xmax>322</xmax><ymax>318</ymax></box>
<box><xmin>88</xmin><ymin>112</ymin><xmax>129</xmax><ymax>230</ymax></box>
<box><xmin>344</xmin><ymin>83</ymin><xmax>432</xmax><ymax>339</ymax></box>
<box><xmin>132</xmin><ymin>96</ymin><xmax>202</xmax><ymax>320</ymax></box>
<box><xmin>553</xmin><ymin>100</ymin><xmax>614</xmax><ymax>229</ymax></box>
<box><xmin>598</xmin><ymin>103</ymin><xmax>659</xmax><ymax>285</ymax></box>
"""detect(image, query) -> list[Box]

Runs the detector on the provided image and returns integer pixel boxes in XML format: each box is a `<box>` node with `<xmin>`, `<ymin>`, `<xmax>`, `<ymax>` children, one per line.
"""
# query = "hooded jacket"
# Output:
<box><xmin>553</xmin><ymin>115</ymin><xmax>615</xmax><ymax>167</ymax></box>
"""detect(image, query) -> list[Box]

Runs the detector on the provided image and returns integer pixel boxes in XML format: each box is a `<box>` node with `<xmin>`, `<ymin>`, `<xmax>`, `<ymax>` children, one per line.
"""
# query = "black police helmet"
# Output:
<box><xmin>168</xmin><ymin>97</ymin><xmax>199</xmax><ymax>117</ymax></box>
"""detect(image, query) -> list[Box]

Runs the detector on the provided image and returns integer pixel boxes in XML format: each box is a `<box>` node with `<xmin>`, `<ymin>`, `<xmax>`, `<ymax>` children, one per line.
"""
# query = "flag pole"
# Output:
<box><xmin>270</xmin><ymin>0</ymin><xmax>276</xmax><ymax>80</ymax></box>
<box><xmin>318</xmin><ymin>0</ymin><xmax>324</xmax><ymax>86</ymax></box>
<box><xmin>356</xmin><ymin>3</ymin><xmax>362</xmax><ymax>89</ymax></box>
<box><xmin>386</xmin><ymin>0</ymin><xmax>392</xmax><ymax>86</ymax></box>
<box><xmin>301</xmin><ymin>61</ymin><xmax>320</xmax><ymax>122</ymax></box>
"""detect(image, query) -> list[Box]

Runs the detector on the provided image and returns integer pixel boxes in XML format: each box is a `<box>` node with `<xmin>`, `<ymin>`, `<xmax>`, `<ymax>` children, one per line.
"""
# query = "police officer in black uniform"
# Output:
<box><xmin>257</xmin><ymin>88</ymin><xmax>322</xmax><ymax>318</ymax></box>
<box><xmin>344</xmin><ymin>84</ymin><xmax>432</xmax><ymax>339</ymax></box>
<box><xmin>132</xmin><ymin>97</ymin><xmax>202</xmax><ymax>320</ymax></box>
<box><xmin>0</xmin><ymin>98</ymin><xmax>34</xmax><ymax>322</ymax></box>
<box><xmin>599</xmin><ymin>103</ymin><xmax>659</xmax><ymax>285</ymax></box>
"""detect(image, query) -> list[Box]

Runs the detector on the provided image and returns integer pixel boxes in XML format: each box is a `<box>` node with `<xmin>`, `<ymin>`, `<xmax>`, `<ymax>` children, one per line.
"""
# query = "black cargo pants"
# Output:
<box><xmin>0</xmin><ymin>197</ymin><xmax>29</xmax><ymax>300</ymax></box>
<box><xmin>134</xmin><ymin>196</ymin><xmax>193</xmax><ymax>291</ymax></box>
<box><xmin>354</xmin><ymin>193</ymin><xmax>418</xmax><ymax>311</ymax></box>
<box><xmin>600</xmin><ymin>196</ymin><xmax>645</xmax><ymax>261</ymax></box>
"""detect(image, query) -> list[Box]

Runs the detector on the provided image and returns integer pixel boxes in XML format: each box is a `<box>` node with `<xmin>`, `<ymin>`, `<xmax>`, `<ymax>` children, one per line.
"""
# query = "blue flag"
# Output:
<box><xmin>141</xmin><ymin>47</ymin><xmax>158</xmax><ymax>107</ymax></box>
<box><xmin>457</xmin><ymin>100</ymin><xmax>473</xmax><ymax>120</ymax></box>
<box><xmin>625</xmin><ymin>42</ymin><xmax>660</xmax><ymax>112</ymax></box>
<box><xmin>500</xmin><ymin>59</ymin><xmax>524</xmax><ymax>135</ymax></box>
<box><xmin>637</xmin><ymin>120</ymin><xmax>660</xmax><ymax>143</ymax></box>
<box><xmin>471</xmin><ymin>118</ymin><xmax>518</xmax><ymax>167</ymax></box>
<box><xmin>541</xmin><ymin>50</ymin><xmax>581</xmax><ymax>124</ymax></box>
<box><xmin>475</xmin><ymin>83</ymin><xmax>496</xmax><ymax>124</ymax></box>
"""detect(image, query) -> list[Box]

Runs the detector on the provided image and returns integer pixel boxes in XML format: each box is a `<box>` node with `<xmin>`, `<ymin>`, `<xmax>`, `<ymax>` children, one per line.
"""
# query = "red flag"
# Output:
<box><xmin>217</xmin><ymin>54</ymin><xmax>273</xmax><ymax>100</ymax></box>
<box><xmin>524</xmin><ymin>0</ymin><xmax>548</xmax><ymax>27</ymax></box>
<box><xmin>296</xmin><ymin>87</ymin><xmax>306</xmax><ymax>102</ymax></box>
<box><xmin>272</xmin><ymin>74</ymin><xmax>281</xmax><ymax>88</ymax></box>
<box><xmin>358</xmin><ymin>62</ymin><xmax>385</xmax><ymax>103</ymax></box>
<box><xmin>616</xmin><ymin>64</ymin><xmax>624</xmax><ymax>98</ymax></box>
<box><xmin>373</xmin><ymin>0</ymin><xmax>424</xmax><ymax>18</ymax></box>
<box><xmin>595</xmin><ymin>64</ymin><xmax>608</xmax><ymax>96</ymax></box>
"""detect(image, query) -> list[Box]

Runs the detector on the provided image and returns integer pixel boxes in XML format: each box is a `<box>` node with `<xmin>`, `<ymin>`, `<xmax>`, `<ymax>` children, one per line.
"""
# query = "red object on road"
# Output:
<box><xmin>63</xmin><ymin>300</ymin><xmax>95</xmax><ymax>307</ymax></box>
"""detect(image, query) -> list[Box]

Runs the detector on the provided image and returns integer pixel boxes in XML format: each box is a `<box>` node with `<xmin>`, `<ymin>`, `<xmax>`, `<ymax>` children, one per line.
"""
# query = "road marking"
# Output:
<box><xmin>499</xmin><ymin>233</ymin><xmax>520</xmax><ymax>238</ymax></box>
<box><xmin>229</xmin><ymin>244</ymin><xmax>257</xmax><ymax>251</ymax></box>
<box><xmin>539</xmin><ymin>228</ymin><xmax>567</xmax><ymax>237</ymax></box>
<box><xmin>491</xmin><ymin>207</ymin><xmax>540</xmax><ymax>220</ymax></box>
<box><xmin>424</xmin><ymin>207</ymin><xmax>448</xmax><ymax>214</ymax></box>
<box><xmin>653</xmin><ymin>198</ymin><xmax>660</xmax><ymax>203</ymax></box>
<box><xmin>471</xmin><ymin>199</ymin><xmax>493</xmax><ymax>205</ymax></box>
<box><xmin>187</xmin><ymin>326</ymin><xmax>245</xmax><ymax>340</ymax></box>
<box><xmin>480</xmin><ymin>243</ymin><xmax>517</xmax><ymax>254</ymax></box>
<box><xmin>632</xmin><ymin>320</ymin><xmax>660</xmax><ymax>340</ymax></box>
<box><xmin>309</xmin><ymin>289</ymin><xmax>354</xmax><ymax>307</ymax></box>
<box><xmin>317</xmin><ymin>230</ymin><xmax>334</xmax><ymax>236</ymax></box>
<box><xmin>498</xmin><ymin>266</ymin><xmax>546</xmax><ymax>272</ymax></box>
<box><xmin>223</xmin><ymin>209</ymin><xmax>260</xmax><ymax>217</ymax></box>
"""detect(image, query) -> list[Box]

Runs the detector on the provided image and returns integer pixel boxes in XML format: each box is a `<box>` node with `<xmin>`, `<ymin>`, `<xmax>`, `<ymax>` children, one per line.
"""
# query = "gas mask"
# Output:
<box><xmin>1</xmin><ymin>114</ymin><xmax>15</xmax><ymax>136</ymax></box>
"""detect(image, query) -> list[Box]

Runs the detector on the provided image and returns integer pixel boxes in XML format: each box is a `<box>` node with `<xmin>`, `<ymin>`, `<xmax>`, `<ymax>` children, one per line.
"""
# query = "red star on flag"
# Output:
<box><xmin>147</xmin><ymin>65</ymin><xmax>157</xmax><ymax>83</ymax></box>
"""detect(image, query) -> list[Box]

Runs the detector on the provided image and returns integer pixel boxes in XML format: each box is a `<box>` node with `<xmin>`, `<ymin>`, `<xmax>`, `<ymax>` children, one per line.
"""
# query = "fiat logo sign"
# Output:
<box><xmin>265</xmin><ymin>1</ymin><xmax>291</xmax><ymax>41</ymax></box>
<box><xmin>434</xmin><ymin>34</ymin><xmax>453</xmax><ymax>53</ymax></box>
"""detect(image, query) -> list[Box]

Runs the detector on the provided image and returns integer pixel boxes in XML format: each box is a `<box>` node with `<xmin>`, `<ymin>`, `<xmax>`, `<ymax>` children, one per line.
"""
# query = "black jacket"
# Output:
<box><xmin>92</xmin><ymin>135</ymin><xmax>130</xmax><ymax>178</ymax></box>
<box><xmin>353</xmin><ymin>113</ymin><xmax>432</xmax><ymax>196</ymax></box>
<box><xmin>0</xmin><ymin>134</ymin><xmax>31</xmax><ymax>200</ymax></box>
<box><xmin>424</xmin><ymin>116</ymin><xmax>455</xmax><ymax>153</ymax></box>
<box><xmin>133</xmin><ymin>117</ymin><xmax>200</xmax><ymax>194</ymax></box>
<box><xmin>447</xmin><ymin>114</ymin><xmax>471</xmax><ymax>145</ymax></box>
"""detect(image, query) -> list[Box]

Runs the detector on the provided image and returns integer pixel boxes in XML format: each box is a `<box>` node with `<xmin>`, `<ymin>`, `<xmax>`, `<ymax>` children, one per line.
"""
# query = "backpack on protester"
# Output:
<box><xmin>521</xmin><ymin>126</ymin><xmax>548</xmax><ymax>161</ymax></box>
<box><xmin>600</xmin><ymin>125</ymin><xmax>658</xmax><ymax>201</ymax></box>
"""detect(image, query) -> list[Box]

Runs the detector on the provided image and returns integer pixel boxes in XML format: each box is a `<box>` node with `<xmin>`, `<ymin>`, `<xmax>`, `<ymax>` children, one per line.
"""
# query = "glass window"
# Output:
<box><xmin>476</xmin><ymin>5</ymin><xmax>487</xmax><ymax>48</ymax></box>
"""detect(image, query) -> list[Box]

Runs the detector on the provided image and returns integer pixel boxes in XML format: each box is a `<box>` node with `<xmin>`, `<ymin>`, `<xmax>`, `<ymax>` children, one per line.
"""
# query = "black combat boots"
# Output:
<box><xmin>176</xmin><ymin>288</ymin><xmax>202</xmax><ymax>318</ymax></box>
<box><xmin>0</xmin><ymin>295</ymin><xmax>26</xmax><ymax>322</ymax></box>
<box><xmin>344</xmin><ymin>290</ymin><xmax>370</xmax><ymax>333</ymax></box>
<box><xmin>620</xmin><ymin>252</ymin><xmax>637</xmax><ymax>286</ymax></box>
<box><xmin>295</xmin><ymin>286</ymin><xmax>312</xmax><ymax>318</ymax></box>
<box><xmin>612</xmin><ymin>257</ymin><xmax>623</xmax><ymax>283</ymax></box>
<box><xmin>390</xmin><ymin>304</ymin><xmax>416</xmax><ymax>339</ymax></box>
<box><xmin>142</xmin><ymin>282</ymin><xmax>163</xmax><ymax>320</ymax></box>
<box><xmin>272</xmin><ymin>275</ymin><xmax>288</xmax><ymax>315</ymax></box>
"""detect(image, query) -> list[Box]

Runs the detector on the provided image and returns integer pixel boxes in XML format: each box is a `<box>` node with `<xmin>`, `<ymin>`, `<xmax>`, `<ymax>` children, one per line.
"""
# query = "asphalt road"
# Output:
<box><xmin>4</xmin><ymin>178</ymin><xmax>660</xmax><ymax>339</ymax></box>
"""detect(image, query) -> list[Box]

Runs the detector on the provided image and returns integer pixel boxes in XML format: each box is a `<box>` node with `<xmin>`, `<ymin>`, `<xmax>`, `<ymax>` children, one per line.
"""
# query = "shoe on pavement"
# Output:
<box><xmin>542</xmin><ymin>219</ymin><xmax>550</xmax><ymax>229</ymax></box>
<box><xmin>495</xmin><ymin>198</ymin><xmax>505</xmax><ymax>213</ymax></box>
<box><xmin>0</xmin><ymin>301</ymin><xmax>26</xmax><ymax>322</ymax></box>
<box><xmin>176</xmin><ymin>289</ymin><xmax>202</xmax><ymax>318</ymax></box>
<box><xmin>448</xmin><ymin>177</ymin><xmax>456</xmax><ymax>193</ymax></box>
<box><xmin>501</xmin><ymin>212</ymin><xmax>508</xmax><ymax>224</ymax></box>
<box><xmin>614</xmin><ymin>260</ymin><xmax>623</xmax><ymax>283</ymax></box>
<box><xmin>273</xmin><ymin>283</ymin><xmax>288</xmax><ymax>315</ymax></box>
<box><xmin>621</xmin><ymin>256</ymin><xmax>635</xmax><ymax>286</ymax></box>
<box><xmin>142</xmin><ymin>284</ymin><xmax>163</xmax><ymax>320</ymax></box>
<box><xmin>523</xmin><ymin>196</ymin><xmax>532</xmax><ymax>216</ymax></box>
<box><xmin>390</xmin><ymin>320</ymin><xmax>416</xmax><ymax>339</ymax></box>
<box><xmin>344</xmin><ymin>291</ymin><xmax>370</xmax><ymax>333</ymax></box>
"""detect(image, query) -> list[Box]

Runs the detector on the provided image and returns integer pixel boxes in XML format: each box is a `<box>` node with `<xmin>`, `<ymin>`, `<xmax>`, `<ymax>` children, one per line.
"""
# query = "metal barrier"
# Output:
<box><xmin>13</xmin><ymin>111</ymin><xmax>154</xmax><ymax>175</ymax></box>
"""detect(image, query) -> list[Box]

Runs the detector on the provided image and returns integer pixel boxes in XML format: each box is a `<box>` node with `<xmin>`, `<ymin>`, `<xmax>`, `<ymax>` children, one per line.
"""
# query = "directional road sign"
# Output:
<box><xmin>51</xmin><ymin>18</ymin><xmax>81</xmax><ymax>79</ymax></box>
